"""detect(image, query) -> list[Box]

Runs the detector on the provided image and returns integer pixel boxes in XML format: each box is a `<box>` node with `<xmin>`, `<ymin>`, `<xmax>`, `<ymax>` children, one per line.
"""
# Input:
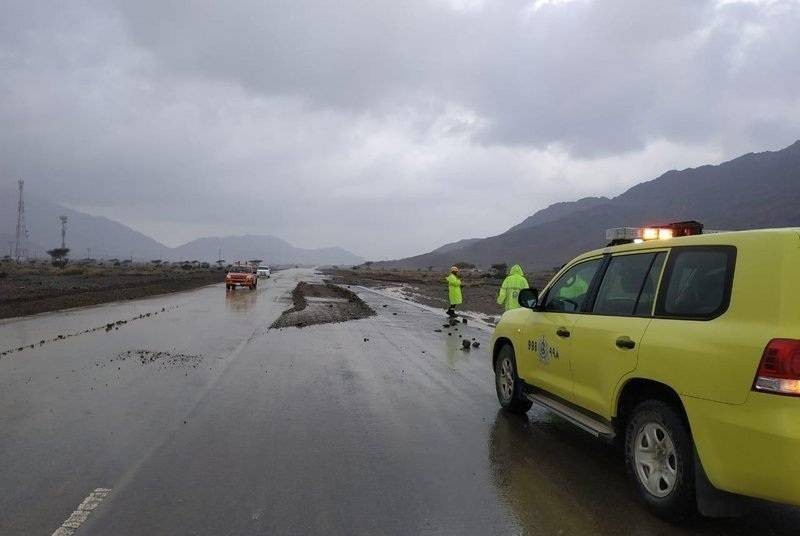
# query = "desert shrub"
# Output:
<box><xmin>61</xmin><ymin>267</ymin><xmax>85</xmax><ymax>276</ymax></box>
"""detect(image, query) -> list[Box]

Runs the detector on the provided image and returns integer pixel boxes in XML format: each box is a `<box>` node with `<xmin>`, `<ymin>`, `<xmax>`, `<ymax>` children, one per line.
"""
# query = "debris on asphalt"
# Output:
<box><xmin>108</xmin><ymin>349</ymin><xmax>203</xmax><ymax>369</ymax></box>
<box><xmin>271</xmin><ymin>282</ymin><xmax>375</xmax><ymax>329</ymax></box>
<box><xmin>434</xmin><ymin>329</ymin><xmax>442</xmax><ymax>333</ymax></box>
<box><xmin>462</xmin><ymin>318</ymin><xmax>467</xmax><ymax>324</ymax></box>
<box><xmin>462</xmin><ymin>340</ymin><xmax>471</xmax><ymax>350</ymax></box>
<box><xmin>0</xmin><ymin>305</ymin><xmax>181</xmax><ymax>359</ymax></box>
<box><xmin>472</xmin><ymin>341</ymin><xmax>480</xmax><ymax>348</ymax></box>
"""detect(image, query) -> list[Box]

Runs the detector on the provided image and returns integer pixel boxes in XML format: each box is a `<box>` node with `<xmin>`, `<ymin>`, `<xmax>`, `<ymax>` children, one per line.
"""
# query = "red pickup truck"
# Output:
<box><xmin>225</xmin><ymin>265</ymin><xmax>258</xmax><ymax>290</ymax></box>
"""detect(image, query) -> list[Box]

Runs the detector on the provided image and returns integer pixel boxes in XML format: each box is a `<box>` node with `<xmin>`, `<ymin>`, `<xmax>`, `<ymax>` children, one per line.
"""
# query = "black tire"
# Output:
<box><xmin>625</xmin><ymin>400</ymin><xmax>696</xmax><ymax>521</ymax></box>
<box><xmin>494</xmin><ymin>344</ymin><xmax>532</xmax><ymax>414</ymax></box>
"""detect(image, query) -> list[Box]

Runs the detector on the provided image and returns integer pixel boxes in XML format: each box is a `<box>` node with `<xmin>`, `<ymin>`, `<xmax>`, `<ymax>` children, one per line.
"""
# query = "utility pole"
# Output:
<box><xmin>59</xmin><ymin>215</ymin><xmax>68</xmax><ymax>249</ymax></box>
<box><xmin>14</xmin><ymin>180</ymin><xmax>28</xmax><ymax>262</ymax></box>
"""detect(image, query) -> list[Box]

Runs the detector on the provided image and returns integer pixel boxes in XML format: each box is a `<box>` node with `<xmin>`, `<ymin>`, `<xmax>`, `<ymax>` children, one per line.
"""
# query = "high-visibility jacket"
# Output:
<box><xmin>446</xmin><ymin>273</ymin><xmax>463</xmax><ymax>305</ymax></box>
<box><xmin>497</xmin><ymin>264</ymin><xmax>530</xmax><ymax>311</ymax></box>
<box><xmin>559</xmin><ymin>274</ymin><xmax>588</xmax><ymax>300</ymax></box>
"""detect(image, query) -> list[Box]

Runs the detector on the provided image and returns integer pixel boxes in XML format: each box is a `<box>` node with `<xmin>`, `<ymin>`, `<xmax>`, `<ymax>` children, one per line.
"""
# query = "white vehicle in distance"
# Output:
<box><xmin>256</xmin><ymin>266</ymin><xmax>271</xmax><ymax>278</ymax></box>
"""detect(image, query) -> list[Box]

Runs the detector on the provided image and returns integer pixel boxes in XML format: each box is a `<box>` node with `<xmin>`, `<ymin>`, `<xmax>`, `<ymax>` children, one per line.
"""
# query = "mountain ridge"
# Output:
<box><xmin>374</xmin><ymin>140</ymin><xmax>800</xmax><ymax>271</ymax></box>
<box><xmin>0</xmin><ymin>190</ymin><xmax>362</xmax><ymax>264</ymax></box>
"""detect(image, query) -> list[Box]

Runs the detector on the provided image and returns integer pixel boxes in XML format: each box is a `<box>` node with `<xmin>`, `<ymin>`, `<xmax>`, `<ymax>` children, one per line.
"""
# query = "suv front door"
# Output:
<box><xmin>517</xmin><ymin>257</ymin><xmax>603</xmax><ymax>401</ymax></box>
<box><xmin>570</xmin><ymin>251</ymin><xmax>667</xmax><ymax>418</ymax></box>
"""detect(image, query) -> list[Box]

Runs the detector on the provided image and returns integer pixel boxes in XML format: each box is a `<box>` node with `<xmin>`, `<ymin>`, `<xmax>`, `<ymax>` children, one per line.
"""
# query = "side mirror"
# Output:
<box><xmin>518</xmin><ymin>288</ymin><xmax>539</xmax><ymax>309</ymax></box>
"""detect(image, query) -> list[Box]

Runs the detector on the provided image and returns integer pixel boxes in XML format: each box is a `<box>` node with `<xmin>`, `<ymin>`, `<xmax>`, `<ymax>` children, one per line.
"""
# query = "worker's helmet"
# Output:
<box><xmin>450</xmin><ymin>266</ymin><xmax>459</xmax><ymax>273</ymax></box>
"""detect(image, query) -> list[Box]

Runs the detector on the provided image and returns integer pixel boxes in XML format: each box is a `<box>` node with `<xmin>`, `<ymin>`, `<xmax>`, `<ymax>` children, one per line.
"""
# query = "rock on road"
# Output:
<box><xmin>0</xmin><ymin>268</ymin><xmax>797</xmax><ymax>535</ymax></box>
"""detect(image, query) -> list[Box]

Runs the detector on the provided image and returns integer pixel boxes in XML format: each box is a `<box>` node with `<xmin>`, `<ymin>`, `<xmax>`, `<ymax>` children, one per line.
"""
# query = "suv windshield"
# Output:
<box><xmin>229</xmin><ymin>267</ymin><xmax>251</xmax><ymax>273</ymax></box>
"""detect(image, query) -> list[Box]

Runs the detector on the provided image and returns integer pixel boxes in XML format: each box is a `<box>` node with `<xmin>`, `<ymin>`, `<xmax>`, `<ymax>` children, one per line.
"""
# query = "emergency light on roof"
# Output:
<box><xmin>605</xmin><ymin>221</ymin><xmax>704</xmax><ymax>246</ymax></box>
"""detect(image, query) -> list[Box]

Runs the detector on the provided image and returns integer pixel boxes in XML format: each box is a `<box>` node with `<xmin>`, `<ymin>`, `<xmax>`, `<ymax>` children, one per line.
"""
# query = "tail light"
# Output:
<box><xmin>752</xmin><ymin>339</ymin><xmax>800</xmax><ymax>396</ymax></box>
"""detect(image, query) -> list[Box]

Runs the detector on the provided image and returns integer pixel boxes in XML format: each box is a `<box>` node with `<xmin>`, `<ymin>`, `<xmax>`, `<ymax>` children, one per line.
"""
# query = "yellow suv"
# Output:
<box><xmin>491</xmin><ymin>226</ymin><xmax>800</xmax><ymax>519</ymax></box>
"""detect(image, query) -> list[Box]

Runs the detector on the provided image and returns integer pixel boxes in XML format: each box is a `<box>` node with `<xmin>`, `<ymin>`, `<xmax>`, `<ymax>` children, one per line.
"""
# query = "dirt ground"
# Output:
<box><xmin>323</xmin><ymin>268</ymin><xmax>555</xmax><ymax>317</ymax></box>
<box><xmin>271</xmin><ymin>282</ymin><xmax>375</xmax><ymax>328</ymax></box>
<box><xmin>0</xmin><ymin>261</ymin><xmax>224</xmax><ymax>319</ymax></box>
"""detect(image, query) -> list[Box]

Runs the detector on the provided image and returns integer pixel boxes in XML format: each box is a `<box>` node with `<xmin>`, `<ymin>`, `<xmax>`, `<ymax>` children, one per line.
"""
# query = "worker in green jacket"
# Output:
<box><xmin>446</xmin><ymin>266</ymin><xmax>463</xmax><ymax>317</ymax></box>
<box><xmin>496</xmin><ymin>264</ymin><xmax>530</xmax><ymax>311</ymax></box>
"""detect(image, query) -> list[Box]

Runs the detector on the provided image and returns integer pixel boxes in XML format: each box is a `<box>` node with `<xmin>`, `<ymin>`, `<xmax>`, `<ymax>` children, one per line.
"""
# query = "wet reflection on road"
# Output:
<box><xmin>488</xmin><ymin>410</ymin><xmax>800</xmax><ymax>535</ymax></box>
<box><xmin>224</xmin><ymin>287</ymin><xmax>259</xmax><ymax>314</ymax></box>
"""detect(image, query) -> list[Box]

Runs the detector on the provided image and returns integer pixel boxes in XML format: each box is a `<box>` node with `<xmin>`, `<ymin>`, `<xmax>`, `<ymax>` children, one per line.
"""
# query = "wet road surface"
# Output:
<box><xmin>1</xmin><ymin>268</ymin><xmax>798</xmax><ymax>535</ymax></box>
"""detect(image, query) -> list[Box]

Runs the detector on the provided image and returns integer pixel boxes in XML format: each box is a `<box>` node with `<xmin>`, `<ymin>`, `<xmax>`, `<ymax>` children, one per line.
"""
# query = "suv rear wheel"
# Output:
<box><xmin>494</xmin><ymin>345</ymin><xmax>532</xmax><ymax>414</ymax></box>
<box><xmin>625</xmin><ymin>400</ymin><xmax>696</xmax><ymax>520</ymax></box>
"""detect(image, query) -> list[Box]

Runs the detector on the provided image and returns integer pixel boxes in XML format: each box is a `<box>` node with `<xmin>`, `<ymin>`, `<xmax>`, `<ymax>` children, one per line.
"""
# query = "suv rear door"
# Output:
<box><xmin>570</xmin><ymin>251</ymin><xmax>668</xmax><ymax>418</ymax></box>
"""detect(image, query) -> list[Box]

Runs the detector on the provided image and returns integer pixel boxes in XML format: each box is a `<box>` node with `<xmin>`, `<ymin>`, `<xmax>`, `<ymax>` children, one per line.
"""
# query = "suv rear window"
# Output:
<box><xmin>656</xmin><ymin>246</ymin><xmax>736</xmax><ymax>319</ymax></box>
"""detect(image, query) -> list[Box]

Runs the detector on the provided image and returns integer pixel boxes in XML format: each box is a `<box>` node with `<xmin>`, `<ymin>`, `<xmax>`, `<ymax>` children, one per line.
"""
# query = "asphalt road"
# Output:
<box><xmin>1</xmin><ymin>268</ymin><xmax>798</xmax><ymax>535</ymax></box>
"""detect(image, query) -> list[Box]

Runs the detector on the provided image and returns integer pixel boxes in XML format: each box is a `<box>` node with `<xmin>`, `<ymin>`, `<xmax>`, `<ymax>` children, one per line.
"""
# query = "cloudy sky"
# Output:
<box><xmin>1</xmin><ymin>0</ymin><xmax>798</xmax><ymax>259</ymax></box>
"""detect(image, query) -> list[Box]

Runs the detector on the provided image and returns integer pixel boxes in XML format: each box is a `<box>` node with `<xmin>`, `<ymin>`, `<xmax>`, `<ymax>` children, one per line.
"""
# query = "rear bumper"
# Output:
<box><xmin>684</xmin><ymin>393</ymin><xmax>800</xmax><ymax>506</ymax></box>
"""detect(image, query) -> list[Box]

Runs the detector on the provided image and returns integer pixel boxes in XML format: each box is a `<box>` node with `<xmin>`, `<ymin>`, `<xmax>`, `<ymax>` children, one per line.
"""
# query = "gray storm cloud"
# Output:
<box><xmin>1</xmin><ymin>0</ymin><xmax>799</xmax><ymax>258</ymax></box>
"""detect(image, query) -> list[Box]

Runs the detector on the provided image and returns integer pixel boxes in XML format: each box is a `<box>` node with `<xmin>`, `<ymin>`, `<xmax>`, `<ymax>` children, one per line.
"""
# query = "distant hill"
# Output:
<box><xmin>0</xmin><ymin>190</ymin><xmax>362</xmax><ymax>265</ymax></box>
<box><xmin>0</xmin><ymin>189</ymin><xmax>171</xmax><ymax>260</ymax></box>
<box><xmin>376</xmin><ymin>140</ymin><xmax>800</xmax><ymax>271</ymax></box>
<box><xmin>429</xmin><ymin>237</ymin><xmax>482</xmax><ymax>255</ymax></box>
<box><xmin>506</xmin><ymin>196</ymin><xmax>610</xmax><ymax>233</ymax></box>
<box><xmin>173</xmin><ymin>235</ymin><xmax>362</xmax><ymax>265</ymax></box>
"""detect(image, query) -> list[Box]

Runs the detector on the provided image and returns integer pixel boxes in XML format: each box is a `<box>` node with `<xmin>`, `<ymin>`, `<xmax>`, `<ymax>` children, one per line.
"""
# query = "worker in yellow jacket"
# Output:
<box><xmin>496</xmin><ymin>264</ymin><xmax>530</xmax><ymax>311</ymax></box>
<box><xmin>446</xmin><ymin>266</ymin><xmax>463</xmax><ymax>317</ymax></box>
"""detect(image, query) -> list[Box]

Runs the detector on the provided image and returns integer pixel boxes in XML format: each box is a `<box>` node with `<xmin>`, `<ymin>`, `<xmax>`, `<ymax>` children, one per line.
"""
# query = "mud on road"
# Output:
<box><xmin>271</xmin><ymin>282</ymin><xmax>375</xmax><ymax>328</ymax></box>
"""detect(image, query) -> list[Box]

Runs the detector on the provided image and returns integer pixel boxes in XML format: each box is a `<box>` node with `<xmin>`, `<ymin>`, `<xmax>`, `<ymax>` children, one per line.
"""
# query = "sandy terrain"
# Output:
<box><xmin>323</xmin><ymin>268</ymin><xmax>555</xmax><ymax>317</ymax></box>
<box><xmin>0</xmin><ymin>261</ymin><xmax>224</xmax><ymax>319</ymax></box>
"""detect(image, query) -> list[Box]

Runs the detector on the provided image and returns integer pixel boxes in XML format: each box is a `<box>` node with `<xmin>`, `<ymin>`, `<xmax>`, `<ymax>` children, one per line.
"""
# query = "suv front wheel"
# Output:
<box><xmin>494</xmin><ymin>345</ymin><xmax>532</xmax><ymax>414</ymax></box>
<box><xmin>625</xmin><ymin>400</ymin><xmax>696</xmax><ymax>520</ymax></box>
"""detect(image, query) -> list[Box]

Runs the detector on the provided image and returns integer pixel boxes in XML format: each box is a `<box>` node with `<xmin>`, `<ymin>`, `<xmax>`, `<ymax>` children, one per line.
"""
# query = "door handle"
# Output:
<box><xmin>556</xmin><ymin>327</ymin><xmax>570</xmax><ymax>338</ymax></box>
<box><xmin>616</xmin><ymin>336</ymin><xmax>636</xmax><ymax>350</ymax></box>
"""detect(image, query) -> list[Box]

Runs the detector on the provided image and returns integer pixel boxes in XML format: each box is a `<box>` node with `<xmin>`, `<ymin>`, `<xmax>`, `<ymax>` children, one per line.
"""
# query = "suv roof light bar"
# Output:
<box><xmin>605</xmin><ymin>220</ymin><xmax>704</xmax><ymax>246</ymax></box>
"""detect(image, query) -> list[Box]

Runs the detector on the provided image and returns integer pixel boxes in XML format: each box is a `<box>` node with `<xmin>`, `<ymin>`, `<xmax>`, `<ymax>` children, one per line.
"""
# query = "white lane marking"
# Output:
<box><xmin>51</xmin><ymin>488</ymin><xmax>111</xmax><ymax>536</ymax></box>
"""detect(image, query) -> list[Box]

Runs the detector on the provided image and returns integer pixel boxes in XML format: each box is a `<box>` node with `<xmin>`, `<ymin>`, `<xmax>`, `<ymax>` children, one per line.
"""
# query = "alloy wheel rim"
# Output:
<box><xmin>498</xmin><ymin>358</ymin><xmax>514</xmax><ymax>402</ymax></box>
<box><xmin>634</xmin><ymin>422</ymin><xmax>678</xmax><ymax>498</ymax></box>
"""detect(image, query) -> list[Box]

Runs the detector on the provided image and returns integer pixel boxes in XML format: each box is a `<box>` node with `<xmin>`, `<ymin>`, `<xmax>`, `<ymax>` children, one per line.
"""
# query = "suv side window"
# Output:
<box><xmin>593</xmin><ymin>253</ymin><xmax>663</xmax><ymax>316</ymax></box>
<box><xmin>543</xmin><ymin>258</ymin><xmax>603</xmax><ymax>313</ymax></box>
<box><xmin>656</xmin><ymin>246</ymin><xmax>736</xmax><ymax>319</ymax></box>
